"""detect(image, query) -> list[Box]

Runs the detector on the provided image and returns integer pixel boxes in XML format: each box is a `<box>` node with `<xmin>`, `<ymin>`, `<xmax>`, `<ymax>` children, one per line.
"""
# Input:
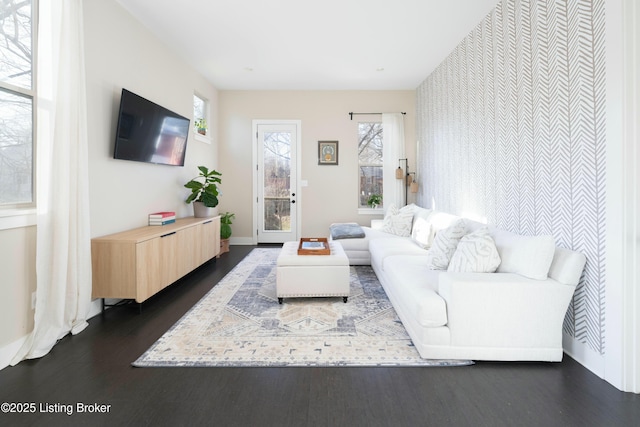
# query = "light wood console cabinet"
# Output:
<box><xmin>91</xmin><ymin>216</ymin><xmax>220</xmax><ymax>303</ymax></box>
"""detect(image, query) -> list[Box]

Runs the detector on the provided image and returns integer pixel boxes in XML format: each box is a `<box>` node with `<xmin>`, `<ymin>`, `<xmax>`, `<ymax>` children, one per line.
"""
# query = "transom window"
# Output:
<box><xmin>0</xmin><ymin>0</ymin><xmax>36</xmax><ymax>208</ymax></box>
<box><xmin>193</xmin><ymin>93</ymin><xmax>209</xmax><ymax>138</ymax></box>
<box><xmin>358</xmin><ymin>122</ymin><xmax>383</xmax><ymax>208</ymax></box>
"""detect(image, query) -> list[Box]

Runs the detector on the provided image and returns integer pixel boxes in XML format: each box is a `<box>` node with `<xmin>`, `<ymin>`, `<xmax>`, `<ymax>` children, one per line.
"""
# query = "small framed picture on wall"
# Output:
<box><xmin>318</xmin><ymin>141</ymin><xmax>338</xmax><ymax>165</ymax></box>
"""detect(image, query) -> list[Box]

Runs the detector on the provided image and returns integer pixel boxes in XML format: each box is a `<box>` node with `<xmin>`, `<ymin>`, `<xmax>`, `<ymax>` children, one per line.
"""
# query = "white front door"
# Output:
<box><xmin>254</xmin><ymin>121</ymin><xmax>300</xmax><ymax>243</ymax></box>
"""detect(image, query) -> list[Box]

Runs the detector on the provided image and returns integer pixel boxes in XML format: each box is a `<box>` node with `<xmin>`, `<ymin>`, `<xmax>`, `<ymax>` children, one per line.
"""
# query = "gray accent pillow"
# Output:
<box><xmin>330</xmin><ymin>223</ymin><xmax>365</xmax><ymax>239</ymax></box>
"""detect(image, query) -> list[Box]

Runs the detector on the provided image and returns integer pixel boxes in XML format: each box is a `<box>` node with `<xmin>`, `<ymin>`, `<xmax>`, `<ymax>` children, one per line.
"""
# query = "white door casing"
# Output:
<box><xmin>253</xmin><ymin>120</ymin><xmax>301</xmax><ymax>244</ymax></box>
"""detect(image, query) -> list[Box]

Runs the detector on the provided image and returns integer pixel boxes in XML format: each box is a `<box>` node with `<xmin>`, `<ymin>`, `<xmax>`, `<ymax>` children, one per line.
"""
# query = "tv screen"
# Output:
<box><xmin>113</xmin><ymin>89</ymin><xmax>190</xmax><ymax>166</ymax></box>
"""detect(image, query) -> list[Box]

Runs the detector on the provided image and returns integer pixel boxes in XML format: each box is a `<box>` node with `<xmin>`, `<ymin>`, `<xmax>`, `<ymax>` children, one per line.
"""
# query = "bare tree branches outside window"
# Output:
<box><xmin>0</xmin><ymin>0</ymin><xmax>34</xmax><ymax>206</ymax></box>
<box><xmin>1</xmin><ymin>0</ymin><xmax>33</xmax><ymax>88</ymax></box>
<box><xmin>358</xmin><ymin>122</ymin><xmax>383</xmax><ymax>208</ymax></box>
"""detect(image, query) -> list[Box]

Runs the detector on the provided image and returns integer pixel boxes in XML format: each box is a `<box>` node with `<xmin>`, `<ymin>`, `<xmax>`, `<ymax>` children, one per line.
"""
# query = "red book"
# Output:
<box><xmin>149</xmin><ymin>211</ymin><xmax>175</xmax><ymax>218</ymax></box>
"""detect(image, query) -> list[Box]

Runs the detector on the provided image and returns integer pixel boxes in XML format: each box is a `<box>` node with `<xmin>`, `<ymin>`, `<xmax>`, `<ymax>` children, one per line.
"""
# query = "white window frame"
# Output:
<box><xmin>0</xmin><ymin>0</ymin><xmax>38</xmax><ymax>230</ymax></box>
<box><xmin>193</xmin><ymin>92</ymin><xmax>210</xmax><ymax>144</ymax></box>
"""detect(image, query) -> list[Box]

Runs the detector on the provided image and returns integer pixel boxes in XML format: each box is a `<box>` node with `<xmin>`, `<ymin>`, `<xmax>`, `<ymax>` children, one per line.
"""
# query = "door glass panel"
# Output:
<box><xmin>263</xmin><ymin>131</ymin><xmax>291</xmax><ymax>232</ymax></box>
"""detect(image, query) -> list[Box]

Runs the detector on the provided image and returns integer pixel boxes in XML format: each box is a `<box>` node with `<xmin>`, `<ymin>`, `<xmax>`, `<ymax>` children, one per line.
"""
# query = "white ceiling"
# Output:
<box><xmin>115</xmin><ymin>0</ymin><xmax>499</xmax><ymax>90</ymax></box>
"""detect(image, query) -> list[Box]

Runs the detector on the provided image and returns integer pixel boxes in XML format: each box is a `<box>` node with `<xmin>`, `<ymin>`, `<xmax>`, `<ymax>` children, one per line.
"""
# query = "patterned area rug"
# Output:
<box><xmin>133</xmin><ymin>248</ymin><xmax>472</xmax><ymax>367</ymax></box>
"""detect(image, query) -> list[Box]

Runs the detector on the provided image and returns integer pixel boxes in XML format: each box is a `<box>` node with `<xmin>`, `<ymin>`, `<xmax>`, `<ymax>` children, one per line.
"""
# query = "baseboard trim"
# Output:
<box><xmin>563</xmin><ymin>332</ymin><xmax>605</xmax><ymax>379</ymax></box>
<box><xmin>0</xmin><ymin>335</ymin><xmax>27</xmax><ymax>371</ymax></box>
<box><xmin>0</xmin><ymin>299</ymin><xmax>105</xmax><ymax>372</ymax></box>
<box><xmin>230</xmin><ymin>237</ymin><xmax>256</xmax><ymax>245</ymax></box>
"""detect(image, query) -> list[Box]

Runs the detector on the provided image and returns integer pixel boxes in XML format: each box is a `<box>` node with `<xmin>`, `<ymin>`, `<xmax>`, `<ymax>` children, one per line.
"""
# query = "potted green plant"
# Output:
<box><xmin>367</xmin><ymin>194</ymin><xmax>382</xmax><ymax>209</ymax></box>
<box><xmin>194</xmin><ymin>118</ymin><xmax>207</xmax><ymax>135</ymax></box>
<box><xmin>219</xmin><ymin>212</ymin><xmax>235</xmax><ymax>255</ymax></box>
<box><xmin>184</xmin><ymin>166</ymin><xmax>222</xmax><ymax>217</ymax></box>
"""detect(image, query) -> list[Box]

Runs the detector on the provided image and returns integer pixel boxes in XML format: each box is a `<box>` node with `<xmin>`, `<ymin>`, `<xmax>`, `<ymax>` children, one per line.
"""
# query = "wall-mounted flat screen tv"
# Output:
<box><xmin>113</xmin><ymin>89</ymin><xmax>190</xmax><ymax>166</ymax></box>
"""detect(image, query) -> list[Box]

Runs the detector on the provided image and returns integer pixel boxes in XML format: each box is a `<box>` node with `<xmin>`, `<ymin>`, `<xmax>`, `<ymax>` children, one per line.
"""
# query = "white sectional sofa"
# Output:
<box><xmin>331</xmin><ymin>205</ymin><xmax>587</xmax><ymax>362</ymax></box>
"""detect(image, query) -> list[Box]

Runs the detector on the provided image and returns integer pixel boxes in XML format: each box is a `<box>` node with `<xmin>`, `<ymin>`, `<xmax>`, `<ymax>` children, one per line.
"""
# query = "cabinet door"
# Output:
<box><xmin>176</xmin><ymin>224</ymin><xmax>201</xmax><ymax>277</ymax></box>
<box><xmin>136</xmin><ymin>232</ymin><xmax>178</xmax><ymax>302</ymax></box>
<box><xmin>200</xmin><ymin>217</ymin><xmax>220</xmax><ymax>263</ymax></box>
<box><xmin>91</xmin><ymin>241</ymin><xmax>137</xmax><ymax>299</ymax></box>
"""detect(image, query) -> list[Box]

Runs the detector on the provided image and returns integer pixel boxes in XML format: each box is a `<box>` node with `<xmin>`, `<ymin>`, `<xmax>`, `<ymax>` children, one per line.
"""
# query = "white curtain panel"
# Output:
<box><xmin>382</xmin><ymin>113</ymin><xmax>406</xmax><ymax>208</ymax></box>
<box><xmin>12</xmin><ymin>0</ymin><xmax>92</xmax><ymax>364</ymax></box>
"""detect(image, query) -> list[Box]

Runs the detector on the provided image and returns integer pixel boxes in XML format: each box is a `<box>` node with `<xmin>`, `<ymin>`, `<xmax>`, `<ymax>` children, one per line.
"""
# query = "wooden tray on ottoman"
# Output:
<box><xmin>297</xmin><ymin>237</ymin><xmax>330</xmax><ymax>255</ymax></box>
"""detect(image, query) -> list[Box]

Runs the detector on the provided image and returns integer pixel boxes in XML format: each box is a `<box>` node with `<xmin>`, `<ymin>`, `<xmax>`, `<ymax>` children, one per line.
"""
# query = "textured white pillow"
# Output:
<box><xmin>448</xmin><ymin>227</ymin><xmax>501</xmax><ymax>273</ymax></box>
<box><xmin>425</xmin><ymin>219</ymin><xmax>467</xmax><ymax>270</ymax></box>
<box><xmin>491</xmin><ymin>229</ymin><xmax>556</xmax><ymax>280</ymax></box>
<box><xmin>380</xmin><ymin>204</ymin><xmax>413</xmax><ymax>237</ymax></box>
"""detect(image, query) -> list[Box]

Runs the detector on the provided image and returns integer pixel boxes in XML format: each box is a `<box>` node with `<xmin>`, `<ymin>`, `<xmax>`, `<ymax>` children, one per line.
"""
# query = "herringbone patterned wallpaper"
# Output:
<box><xmin>416</xmin><ymin>0</ymin><xmax>606</xmax><ymax>354</ymax></box>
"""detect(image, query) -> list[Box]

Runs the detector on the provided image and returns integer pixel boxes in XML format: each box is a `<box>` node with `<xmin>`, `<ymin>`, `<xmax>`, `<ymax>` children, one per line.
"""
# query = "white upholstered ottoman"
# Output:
<box><xmin>276</xmin><ymin>241</ymin><xmax>350</xmax><ymax>304</ymax></box>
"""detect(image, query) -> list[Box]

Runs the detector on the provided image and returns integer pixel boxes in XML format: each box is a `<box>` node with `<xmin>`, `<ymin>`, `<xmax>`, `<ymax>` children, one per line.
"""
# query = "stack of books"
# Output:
<box><xmin>149</xmin><ymin>211</ymin><xmax>176</xmax><ymax>226</ymax></box>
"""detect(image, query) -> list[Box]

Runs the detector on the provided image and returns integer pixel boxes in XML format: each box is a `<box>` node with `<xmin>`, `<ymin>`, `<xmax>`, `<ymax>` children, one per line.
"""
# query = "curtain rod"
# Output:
<box><xmin>349</xmin><ymin>112</ymin><xmax>406</xmax><ymax>120</ymax></box>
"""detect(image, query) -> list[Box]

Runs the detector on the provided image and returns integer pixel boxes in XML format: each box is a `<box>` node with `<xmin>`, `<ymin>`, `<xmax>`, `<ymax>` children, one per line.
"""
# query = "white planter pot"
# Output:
<box><xmin>193</xmin><ymin>201</ymin><xmax>213</xmax><ymax>218</ymax></box>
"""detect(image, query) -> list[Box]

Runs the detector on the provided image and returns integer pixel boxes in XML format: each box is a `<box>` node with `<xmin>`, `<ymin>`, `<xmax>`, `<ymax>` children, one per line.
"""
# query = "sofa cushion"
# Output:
<box><xmin>369</xmin><ymin>237</ymin><xmax>426</xmax><ymax>271</ymax></box>
<box><xmin>380</xmin><ymin>204</ymin><xmax>413</xmax><ymax>237</ymax></box>
<box><xmin>425</xmin><ymin>219</ymin><xmax>467</xmax><ymax>270</ymax></box>
<box><xmin>491</xmin><ymin>229</ymin><xmax>556</xmax><ymax>280</ymax></box>
<box><xmin>448</xmin><ymin>227</ymin><xmax>501</xmax><ymax>273</ymax></box>
<box><xmin>382</xmin><ymin>256</ymin><xmax>447</xmax><ymax>327</ymax></box>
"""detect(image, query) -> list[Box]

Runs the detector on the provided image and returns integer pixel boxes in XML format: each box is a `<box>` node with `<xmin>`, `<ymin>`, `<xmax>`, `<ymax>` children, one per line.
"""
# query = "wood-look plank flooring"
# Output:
<box><xmin>1</xmin><ymin>245</ymin><xmax>638</xmax><ymax>427</ymax></box>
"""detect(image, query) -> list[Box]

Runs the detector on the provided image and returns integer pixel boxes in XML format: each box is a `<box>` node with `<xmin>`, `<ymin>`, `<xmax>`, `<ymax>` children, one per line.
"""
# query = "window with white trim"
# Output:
<box><xmin>193</xmin><ymin>93</ymin><xmax>209</xmax><ymax>138</ymax></box>
<box><xmin>358</xmin><ymin>122</ymin><xmax>383</xmax><ymax>208</ymax></box>
<box><xmin>0</xmin><ymin>0</ymin><xmax>36</xmax><ymax>209</ymax></box>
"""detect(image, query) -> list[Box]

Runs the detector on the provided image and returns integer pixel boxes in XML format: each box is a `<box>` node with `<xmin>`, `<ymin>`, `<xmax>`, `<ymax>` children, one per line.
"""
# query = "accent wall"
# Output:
<box><xmin>416</xmin><ymin>0</ymin><xmax>606</xmax><ymax>355</ymax></box>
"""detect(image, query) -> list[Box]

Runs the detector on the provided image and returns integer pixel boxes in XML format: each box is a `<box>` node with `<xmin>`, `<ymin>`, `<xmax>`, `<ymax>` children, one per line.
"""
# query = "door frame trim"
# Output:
<box><xmin>252</xmin><ymin>120</ymin><xmax>302</xmax><ymax>244</ymax></box>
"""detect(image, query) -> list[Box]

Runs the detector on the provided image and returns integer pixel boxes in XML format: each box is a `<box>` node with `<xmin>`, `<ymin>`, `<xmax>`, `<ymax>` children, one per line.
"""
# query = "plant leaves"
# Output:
<box><xmin>185</xmin><ymin>181</ymin><xmax>203</xmax><ymax>190</ymax></box>
<box><xmin>201</xmin><ymin>192</ymin><xmax>219</xmax><ymax>207</ymax></box>
<box><xmin>220</xmin><ymin>223</ymin><xmax>232</xmax><ymax>239</ymax></box>
<box><xmin>185</xmin><ymin>193</ymin><xmax>197</xmax><ymax>204</ymax></box>
<box><xmin>204</xmin><ymin>185</ymin><xmax>219</xmax><ymax>196</ymax></box>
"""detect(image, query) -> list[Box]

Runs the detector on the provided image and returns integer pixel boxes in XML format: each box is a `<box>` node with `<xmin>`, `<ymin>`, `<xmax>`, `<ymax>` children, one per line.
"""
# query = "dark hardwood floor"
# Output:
<box><xmin>1</xmin><ymin>245</ymin><xmax>638</xmax><ymax>427</ymax></box>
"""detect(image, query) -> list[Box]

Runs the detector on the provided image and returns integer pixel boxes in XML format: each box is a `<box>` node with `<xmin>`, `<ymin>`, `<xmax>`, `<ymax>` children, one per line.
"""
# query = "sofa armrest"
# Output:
<box><xmin>437</xmin><ymin>272</ymin><xmax>576</xmax><ymax>348</ymax></box>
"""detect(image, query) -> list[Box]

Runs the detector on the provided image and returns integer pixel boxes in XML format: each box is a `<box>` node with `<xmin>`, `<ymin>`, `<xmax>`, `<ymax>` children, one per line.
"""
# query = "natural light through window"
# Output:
<box><xmin>0</xmin><ymin>0</ymin><xmax>35</xmax><ymax>209</ymax></box>
<box><xmin>193</xmin><ymin>93</ymin><xmax>208</xmax><ymax>138</ymax></box>
<box><xmin>358</xmin><ymin>122</ymin><xmax>383</xmax><ymax>209</ymax></box>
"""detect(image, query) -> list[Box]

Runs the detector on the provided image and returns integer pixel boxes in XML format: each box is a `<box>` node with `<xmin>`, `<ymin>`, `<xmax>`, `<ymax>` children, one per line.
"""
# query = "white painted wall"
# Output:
<box><xmin>218</xmin><ymin>91</ymin><xmax>416</xmax><ymax>241</ymax></box>
<box><xmin>0</xmin><ymin>0</ymin><xmax>219</xmax><ymax>368</ymax></box>
<box><xmin>0</xmin><ymin>227</ymin><xmax>36</xmax><ymax>364</ymax></box>
<box><xmin>84</xmin><ymin>0</ymin><xmax>219</xmax><ymax>239</ymax></box>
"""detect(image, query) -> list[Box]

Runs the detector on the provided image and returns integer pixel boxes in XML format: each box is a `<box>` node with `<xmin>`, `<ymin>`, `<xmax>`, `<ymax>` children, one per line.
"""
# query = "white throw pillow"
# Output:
<box><xmin>399</xmin><ymin>203</ymin><xmax>419</xmax><ymax>215</ymax></box>
<box><xmin>491</xmin><ymin>229</ymin><xmax>556</xmax><ymax>280</ymax></box>
<box><xmin>411</xmin><ymin>212</ymin><xmax>433</xmax><ymax>248</ymax></box>
<box><xmin>448</xmin><ymin>227</ymin><xmax>501</xmax><ymax>273</ymax></box>
<box><xmin>425</xmin><ymin>219</ymin><xmax>467</xmax><ymax>270</ymax></box>
<box><xmin>380</xmin><ymin>204</ymin><xmax>413</xmax><ymax>237</ymax></box>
